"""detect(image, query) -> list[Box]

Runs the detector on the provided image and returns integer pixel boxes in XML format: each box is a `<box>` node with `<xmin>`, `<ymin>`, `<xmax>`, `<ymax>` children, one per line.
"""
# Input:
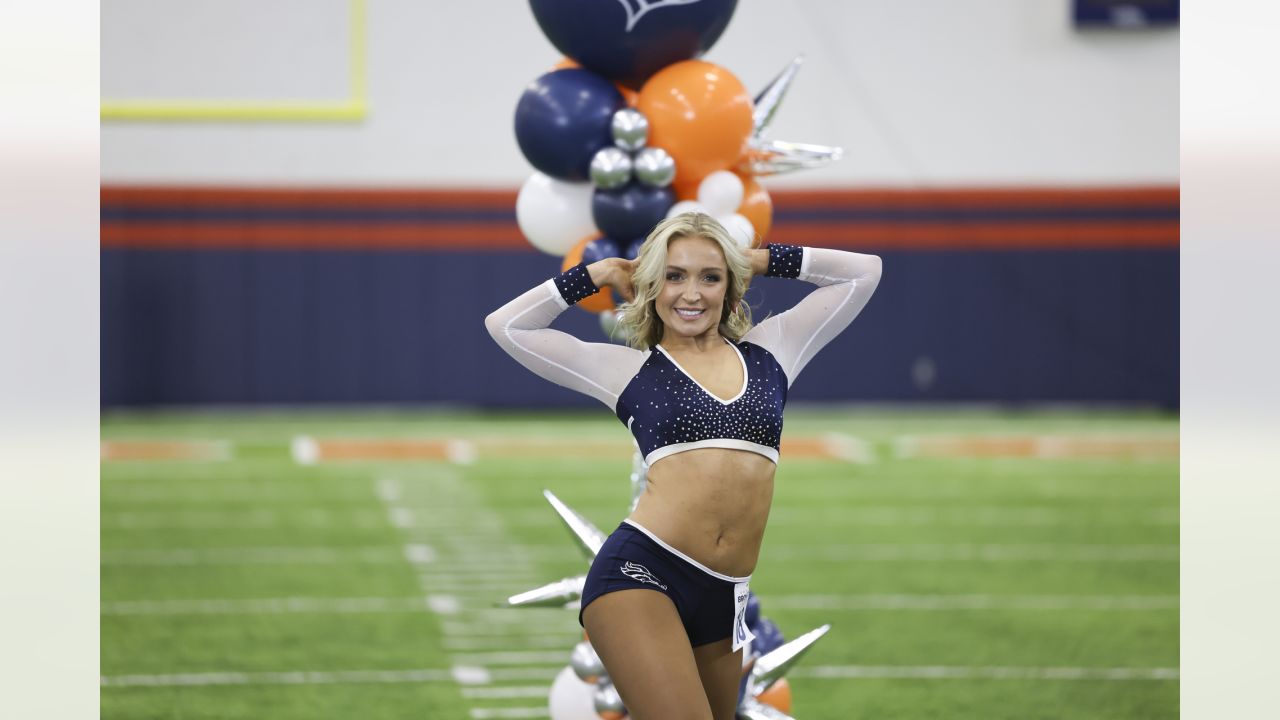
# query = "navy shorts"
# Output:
<box><xmin>579</xmin><ymin>520</ymin><xmax>755</xmax><ymax>650</ymax></box>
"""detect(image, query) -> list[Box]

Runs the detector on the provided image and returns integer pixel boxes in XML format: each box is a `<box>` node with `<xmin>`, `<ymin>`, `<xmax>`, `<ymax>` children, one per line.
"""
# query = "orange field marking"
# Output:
<box><xmin>289</xmin><ymin>436</ymin><xmax>858</xmax><ymax>464</ymax></box>
<box><xmin>896</xmin><ymin>435</ymin><xmax>1178</xmax><ymax>460</ymax></box>
<box><xmin>101</xmin><ymin>440</ymin><xmax>230</xmax><ymax>462</ymax></box>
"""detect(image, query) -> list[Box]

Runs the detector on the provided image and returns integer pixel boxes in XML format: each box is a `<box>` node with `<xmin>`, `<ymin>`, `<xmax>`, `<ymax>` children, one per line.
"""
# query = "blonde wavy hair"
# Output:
<box><xmin>616</xmin><ymin>212</ymin><xmax>754</xmax><ymax>350</ymax></box>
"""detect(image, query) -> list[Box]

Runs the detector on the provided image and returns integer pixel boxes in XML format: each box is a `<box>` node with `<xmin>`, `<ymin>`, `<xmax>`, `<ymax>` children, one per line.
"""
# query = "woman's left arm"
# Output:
<box><xmin>742</xmin><ymin>243</ymin><xmax>883</xmax><ymax>386</ymax></box>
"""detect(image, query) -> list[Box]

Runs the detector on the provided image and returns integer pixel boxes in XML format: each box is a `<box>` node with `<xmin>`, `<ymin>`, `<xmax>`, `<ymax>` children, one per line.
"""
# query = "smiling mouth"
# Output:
<box><xmin>675</xmin><ymin>308</ymin><xmax>705</xmax><ymax>319</ymax></box>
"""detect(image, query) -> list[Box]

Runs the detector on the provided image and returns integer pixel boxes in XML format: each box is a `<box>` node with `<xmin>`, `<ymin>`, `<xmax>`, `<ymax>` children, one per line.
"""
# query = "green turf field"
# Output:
<box><xmin>101</xmin><ymin>408</ymin><xmax>1178</xmax><ymax>719</ymax></box>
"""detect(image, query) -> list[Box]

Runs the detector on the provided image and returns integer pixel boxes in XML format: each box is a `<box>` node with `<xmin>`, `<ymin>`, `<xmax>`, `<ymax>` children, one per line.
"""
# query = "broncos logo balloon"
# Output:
<box><xmin>529</xmin><ymin>0</ymin><xmax>739</xmax><ymax>89</ymax></box>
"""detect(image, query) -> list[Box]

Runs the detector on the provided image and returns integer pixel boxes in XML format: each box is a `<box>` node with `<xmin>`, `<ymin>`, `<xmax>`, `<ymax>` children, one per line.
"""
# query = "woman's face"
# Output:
<box><xmin>656</xmin><ymin>234</ymin><xmax>729</xmax><ymax>342</ymax></box>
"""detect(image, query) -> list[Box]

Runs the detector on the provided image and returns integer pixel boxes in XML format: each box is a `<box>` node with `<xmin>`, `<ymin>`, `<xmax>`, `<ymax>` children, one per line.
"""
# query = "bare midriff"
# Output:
<box><xmin>627</xmin><ymin>446</ymin><xmax>776</xmax><ymax>578</ymax></box>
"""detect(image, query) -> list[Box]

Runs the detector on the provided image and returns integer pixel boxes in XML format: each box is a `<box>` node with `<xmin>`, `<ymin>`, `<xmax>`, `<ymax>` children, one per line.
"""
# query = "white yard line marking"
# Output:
<box><xmin>450</xmin><ymin>651</ymin><xmax>574</xmax><ymax>666</ymax></box>
<box><xmin>291</xmin><ymin>436</ymin><xmax>319</xmax><ymax>465</ymax></box>
<box><xmin>447</xmin><ymin>439</ymin><xmax>479</xmax><ymax>465</ymax></box>
<box><xmin>470</xmin><ymin>709</ymin><xmax>548</xmax><ymax>719</ymax></box>
<box><xmin>761</xmin><ymin>544</ymin><xmax>1179</xmax><ymax>563</ymax></box>
<box><xmin>403</xmin><ymin>544</ymin><xmax>438</xmax><ymax>564</ymax></box>
<box><xmin>101</xmin><ymin>668</ymin><xmax>453</xmax><ymax>687</ymax></box>
<box><xmin>764</xmin><ymin>506</ymin><xmax>1179</xmax><ymax>527</ymax></box>
<box><xmin>450</xmin><ymin>666</ymin><xmax>492</xmax><ymax>685</ymax></box>
<box><xmin>487</xmin><ymin>668</ymin><xmax>562</xmax><ymax>682</ymax></box>
<box><xmin>102</xmin><ymin>509</ymin><xmax>388</xmax><ymax>529</ymax></box>
<box><xmin>442</xmin><ymin>621</ymin><xmax>581</xmax><ymax>636</ymax></box>
<box><xmin>103</xmin><ymin>592</ymin><xmax>1174</xmax><ymax>617</ymax></box>
<box><xmin>101</xmin><ymin>596</ymin><xmax>430</xmax><ymax>616</ymax></box>
<box><xmin>101</xmin><ymin>546</ymin><xmax>401</xmax><ymax>566</ymax></box>
<box><xmin>792</xmin><ymin>665</ymin><xmax>1179</xmax><ymax>681</ymax></box>
<box><xmin>462</xmin><ymin>685</ymin><xmax>553</xmax><ymax>699</ymax></box>
<box><xmin>821</xmin><ymin>432</ymin><xmax>875</xmax><ymax>463</ymax></box>
<box><xmin>445</xmin><ymin>636</ymin><xmax>573</xmax><ymax>650</ymax></box>
<box><xmin>427</xmin><ymin>595</ymin><xmax>461</xmax><ymax>615</ymax></box>
<box><xmin>765</xmin><ymin>594</ymin><xmax>1179</xmax><ymax>611</ymax></box>
<box><xmin>401</xmin><ymin>505</ymin><xmax>1179</xmax><ymax>529</ymax></box>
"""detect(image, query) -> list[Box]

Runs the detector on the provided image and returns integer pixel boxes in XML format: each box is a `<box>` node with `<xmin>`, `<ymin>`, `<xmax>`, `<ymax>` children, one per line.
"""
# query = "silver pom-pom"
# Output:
<box><xmin>632</xmin><ymin>147</ymin><xmax>676</xmax><ymax>188</ymax></box>
<box><xmin>611</xmin><ymin>108</ymin><xmax>649</xmax><ymax>151</ymax></box>
<box><xmin>589</xmin><ymin>147</ymin><xmax>633</xmax><ymax>190</ymax></box>
<box><xmin>592</xmin><ymin>682</ymin><xmax>626</xmax><ymax>714</ymax></box>
<box><xmin>570</xmin><ymin>640</ymin><xmax>605</xmax><ymax>680</ymax></box>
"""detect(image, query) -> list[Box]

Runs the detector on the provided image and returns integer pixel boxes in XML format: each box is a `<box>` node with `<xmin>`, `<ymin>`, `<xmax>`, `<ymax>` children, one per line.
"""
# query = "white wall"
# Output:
<box><xmin>101</xmin><ymin>0</ymin><xmax>1178</xmax><ymax>186</ymax></box>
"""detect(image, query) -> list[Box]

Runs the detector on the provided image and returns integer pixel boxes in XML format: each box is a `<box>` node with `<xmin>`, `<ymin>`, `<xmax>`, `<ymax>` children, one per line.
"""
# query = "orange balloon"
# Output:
<box><xmin>638</xmin><ymin>61</ymin><xmax>753</xmax><ymax>193</ymax></box>
<box><xmin>757</xmin><ymin>678</ymin><xmax>792</xmax><ymax>714</ymax></box>
<box><xmin>737</xmin><ymin>175</ymin><xmax>773</xmax><ymax>246</ymax></box>
<box><xmin>617</xmin><ymin>85</ymin><xmax>640</xmax><ymax>107</ymax></box>
<box><xmin>598</xmin><ymin>712</ymin><xmax>626</xmax><ymax>720</ymax></box>
<box><xmin>671</xmin><ymin>174</ymin><xmax>701</xmax><ymax>202</ymax></box>
<box><xmin>562</xmin><ymin>235</ymin><xmax>615</xmax><ymax>313</ymax></box>
<box><xmin>552</xmin><ymin>57</ymin><xmax>580</xmax><ymax>71</ymax></box>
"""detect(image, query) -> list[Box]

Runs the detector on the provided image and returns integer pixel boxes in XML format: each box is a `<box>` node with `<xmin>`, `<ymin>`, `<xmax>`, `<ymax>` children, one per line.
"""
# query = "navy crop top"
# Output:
<box><xmin>616</xmin><ymin>338</ymin><xmax>789</xmax><ymax>465</ymax></box>
<box><xmin>485</xmin><ymin>243</ymin><xmax>883</xmax><ymax>467</ymax></box>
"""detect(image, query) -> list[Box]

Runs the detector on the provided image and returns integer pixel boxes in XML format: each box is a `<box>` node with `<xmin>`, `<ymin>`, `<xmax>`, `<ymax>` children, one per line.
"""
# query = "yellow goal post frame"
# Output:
<box><xmin>101</xmin><ymin>0</ymin><xmax>367</xmax><ymax>122</ymax></box>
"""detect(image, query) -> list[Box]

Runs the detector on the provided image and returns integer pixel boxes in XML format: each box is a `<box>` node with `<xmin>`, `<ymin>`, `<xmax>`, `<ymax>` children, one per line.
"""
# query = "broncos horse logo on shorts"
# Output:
<box><xmin>620</xmin><ymin>561</ymin><xmax>668</xmax><ymax>590</ymax></box>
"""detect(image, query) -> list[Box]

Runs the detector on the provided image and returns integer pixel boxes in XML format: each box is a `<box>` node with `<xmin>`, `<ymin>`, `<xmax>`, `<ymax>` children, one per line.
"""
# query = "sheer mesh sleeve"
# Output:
<box><xmin>485</xmin><ymin>267</ymin><xmax>647</xmax><ymax>409</ymax></box>
<box><xmin>744</xmin><ymin>246</ymin><xmax>883</xmax><ymax>387</ymax></box>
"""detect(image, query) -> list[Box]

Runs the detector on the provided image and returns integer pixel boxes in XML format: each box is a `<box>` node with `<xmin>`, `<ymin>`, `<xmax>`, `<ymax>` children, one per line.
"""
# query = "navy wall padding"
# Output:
<box><xmin>101</xmin><ymin>248</ymin><xmax>1178</xmax><ymax>408</ymax></box>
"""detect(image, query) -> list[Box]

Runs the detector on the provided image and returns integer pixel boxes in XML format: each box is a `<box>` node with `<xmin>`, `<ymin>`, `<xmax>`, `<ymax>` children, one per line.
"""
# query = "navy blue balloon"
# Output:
<box><xmin>582</xmin><ymin>237</ymin><xmax>624</xmax><ymax>265</ymax></box>
<box><xmin>592</xmin><ymin>183</ymin><xmax>675</xmax><ymax>243</ymax></box>
<box><xmin>515</xmin><ymin>69</ymin><xmax>626</xmax><ymax>181</ymax></box>
<box><xmin>750</xmin><ymin>616</ymin><xmax>786</xmax><ymax>657</ymax></box>
<box><xmin>529</xmin><ymin>0</ymin><xmax>739</xmax><ymax>89</ymax></box>
<box><xmin>623</xmin><ymin>237</ymin><xmax>646</xmax><ymax>261</ymax></box>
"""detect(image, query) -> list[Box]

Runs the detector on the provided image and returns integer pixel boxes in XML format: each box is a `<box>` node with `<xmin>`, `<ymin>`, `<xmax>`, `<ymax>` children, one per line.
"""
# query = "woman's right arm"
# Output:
<box><xmin>484</xmin><ymin>259</ymin><xmax>643</xmax><ymax>409</ymax></box>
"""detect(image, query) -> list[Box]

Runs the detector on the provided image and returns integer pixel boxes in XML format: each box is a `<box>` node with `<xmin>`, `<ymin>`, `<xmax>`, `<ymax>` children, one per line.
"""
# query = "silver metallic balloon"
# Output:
<box><xmin>611</xmin><ymin>108</ymin><xmax>649</xmax><ymax>151</ymax></box>
<box><xmin>570</xmin><ymin>640</ymin><xmax>606</xmax><ymax>681</ymax></box>
<box><xmin>632</xmin><ymin>147</ymin><xmax>676</xmax><ymax>187</ymax></box>
<box><xmin>590</xmin><ymin>147</ymin><xmax>633</xmax><ymax>190</ymax></box>
<box><xmin>753</xmin><ymin>56</ymin><xmax>805</xmax><ymax>137</ymax></box>
<box><xmin>504</xmin><ymin>574</ymin><xmax>585</xmax><ymax>608</ymax></box>
<box><xmin>543</xmin><ymin>489</ymin><xmax>606</xmax><ymax>559</ymax></box>
<box><xmin>592</xmin><ymin>682</ymin><xmax>626</xmax><ymax>714</ymax></box>
<box><xmin>738</xmin><ymin>138</ymin><xmax>843</xmax><ymax>176</ymax></box>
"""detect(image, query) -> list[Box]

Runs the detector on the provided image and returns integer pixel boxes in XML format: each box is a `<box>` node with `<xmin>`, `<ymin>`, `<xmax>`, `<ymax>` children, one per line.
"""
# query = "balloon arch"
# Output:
<box><xmin>513</xmin><ymin>0</ymin><xmax>840</xmax><ymax>334</ymax></box>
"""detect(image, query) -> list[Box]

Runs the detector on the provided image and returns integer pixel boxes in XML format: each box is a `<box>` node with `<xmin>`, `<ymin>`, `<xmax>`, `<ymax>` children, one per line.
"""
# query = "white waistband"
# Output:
<box><xmin>623</xmin><ymin>519</ymin><xmax>752</xmax><ymax>583</ymax></box>
<box><xmin>644</xmin><ymin>438</ymin><xmax>779</xmax><ymax>468</ymax></box>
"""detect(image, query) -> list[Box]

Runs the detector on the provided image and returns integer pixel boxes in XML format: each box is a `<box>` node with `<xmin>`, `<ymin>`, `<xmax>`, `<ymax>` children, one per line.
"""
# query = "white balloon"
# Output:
<box><xmin>516</xmin><ymin>172</ymin><xmax>598</xmax><ymax>256</ymax></box>
<box><xmin>697</xmin><ymin>170</ymin><xmax>745</xmax><ymax>217</ymax></box>
<box><xmin>720</xmin><ymin>213</ymin><xmax>756</xmax><ymax>249</ymax></box>
<box><xmin>548</xmin><ymin>666</ymin><xmax>599</xmax><ymax>720</ymax></box>
<box><xmin>665</xmin><ymin>199</ymin><xmax>707</xmax><ymax>219</ymax></box>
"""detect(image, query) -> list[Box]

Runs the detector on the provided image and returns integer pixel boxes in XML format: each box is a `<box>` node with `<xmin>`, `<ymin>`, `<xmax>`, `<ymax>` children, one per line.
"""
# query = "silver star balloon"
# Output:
<box><xmin>738</xmin><ymin>55</ymin><xmax>844</xmax><ymax>177</ymax></box>
<box><xmin>504</xmin><ymin>574</ymin><xmax>586</xmax><ymax>608</ymax></box>
<box><xmin>749</xmin><ymin>624</ymin><xmax>831</xmax><ymax>695</ymax></box>
<box><xmin>499</xmin><ymin>485</ymin><xmax>835</xmax><ymax>718</ymax></box>
<box><xmin>611</xmin><ymin>108</ymin><xmax>649</xmax><ymax>151</ymax></box>
<box><xmin>632</xmin><ymin>146</ymin><xmax>676</xmax><ymax>187</ymax></box>
<box><xmin>752</xmin><ymin>55</ymin><xmax>805</xmax><ymax>137</ymax></box>
<box><xmin>590</xmin><ymin>147</ymin><xmax>633</xmax><ymax>190</ymax></box>
<box><xmin>739</xmin><ymin>138</ymin><xmax>843</xmax><ymax>176</ymax></box>
<box><xmin>543</xmin><ymin>489</ymin><xmax>606</xmax><ymax>558</ymax></box>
